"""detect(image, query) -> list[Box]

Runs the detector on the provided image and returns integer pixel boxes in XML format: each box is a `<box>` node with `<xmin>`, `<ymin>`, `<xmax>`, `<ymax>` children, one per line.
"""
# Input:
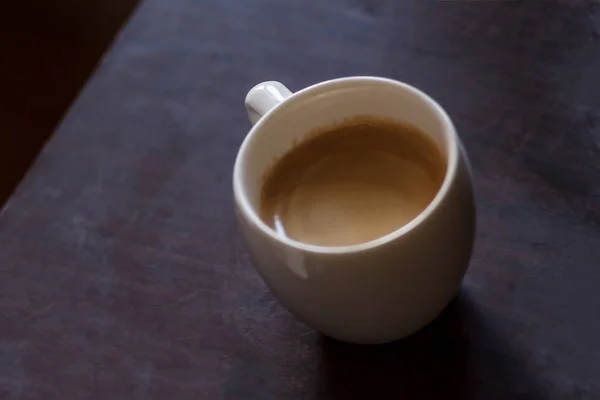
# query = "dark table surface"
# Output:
<box><xmin>1</xmin><ymin>0</ymin><xmax>600</xmax><ymax>398</ymax></box>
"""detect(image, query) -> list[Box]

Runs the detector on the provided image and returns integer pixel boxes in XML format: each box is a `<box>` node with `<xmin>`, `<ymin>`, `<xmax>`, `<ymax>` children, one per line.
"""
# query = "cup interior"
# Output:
<box><xmin>234</xmin><ymin>77</ymin><xmax>458</xmax><ymax>251</ymax></box>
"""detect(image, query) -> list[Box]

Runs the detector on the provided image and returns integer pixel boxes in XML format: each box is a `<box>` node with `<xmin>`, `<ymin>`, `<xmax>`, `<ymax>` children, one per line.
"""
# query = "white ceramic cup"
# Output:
<box><xmin>233</xmin><ymin>77</ymin><xmax>476</xmax><ymax>344</ymax></box>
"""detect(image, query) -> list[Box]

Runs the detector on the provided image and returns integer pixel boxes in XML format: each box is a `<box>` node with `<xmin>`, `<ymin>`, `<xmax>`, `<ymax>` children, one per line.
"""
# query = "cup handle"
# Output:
<box><xmin>245</xmin><ymin>81</ymin><xmax>293</xmax><ymax>126</ymax></box>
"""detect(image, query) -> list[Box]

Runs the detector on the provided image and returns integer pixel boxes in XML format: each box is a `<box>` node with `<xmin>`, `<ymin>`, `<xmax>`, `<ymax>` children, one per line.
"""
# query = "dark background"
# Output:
<box><xmin>0</xmin><ymin>0</ymin><xmax>140</xmax><ymax>204</ymax></box>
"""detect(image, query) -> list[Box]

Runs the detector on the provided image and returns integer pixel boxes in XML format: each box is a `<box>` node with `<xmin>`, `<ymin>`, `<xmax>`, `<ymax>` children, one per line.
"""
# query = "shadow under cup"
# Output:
<box><xmin>234</xmin><ymin>77</ymin><xmax>475</xmax><ymax>344</ymax></box>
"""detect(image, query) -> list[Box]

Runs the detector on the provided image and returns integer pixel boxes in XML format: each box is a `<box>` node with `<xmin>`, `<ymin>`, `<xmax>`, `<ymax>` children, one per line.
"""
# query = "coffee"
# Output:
<box><xmin>259</xmin><ymin>115</ymin><xmax>446</xmax><ymax>247</ymax></box>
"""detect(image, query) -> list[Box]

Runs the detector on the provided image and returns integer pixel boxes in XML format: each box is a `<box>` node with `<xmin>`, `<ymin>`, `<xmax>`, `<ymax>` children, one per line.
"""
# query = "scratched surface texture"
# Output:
<box><xmin>1</xmin><ymin>0</ymin><xmax>600</xmax><ymax>399</ymax></box>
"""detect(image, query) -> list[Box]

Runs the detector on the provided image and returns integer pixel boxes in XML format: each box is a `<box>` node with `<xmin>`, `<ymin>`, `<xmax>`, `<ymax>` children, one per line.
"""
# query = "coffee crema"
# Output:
<box><xmin>259</xmin><ymin>115</ymin><xmax>446</xmax><ymax>247</ymax></box>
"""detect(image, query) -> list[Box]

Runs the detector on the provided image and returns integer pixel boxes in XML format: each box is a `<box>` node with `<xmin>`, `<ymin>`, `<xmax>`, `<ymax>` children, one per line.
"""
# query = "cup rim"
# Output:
<box><xmin>233</xmin><ymin>76</ymin><xmax>459</xmax><ymax>255</ymax></box>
